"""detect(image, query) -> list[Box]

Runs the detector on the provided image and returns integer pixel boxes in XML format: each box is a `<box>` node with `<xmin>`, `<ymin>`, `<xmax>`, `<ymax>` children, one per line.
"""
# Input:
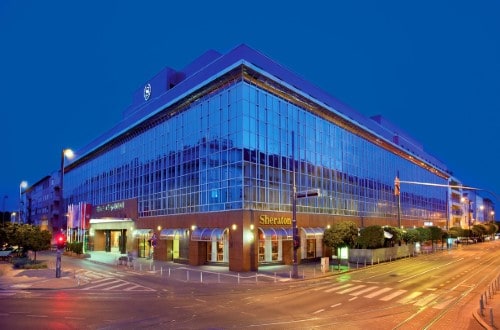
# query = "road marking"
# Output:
<box><xmin>414</xmin><ymin>293</ymin><xmax>437</xmax><ymax>306</ymax></box>
<box><xmin>379</xmin><ymin>289</ymin><xmax>406</xmax><ymax>301</ymax></box>
<box><xmin>350</xmin><ymin>286</ymin><xmax>379</xmax><ymax>296</ymax></box>
<box><xmin>325</xmin><ymin>283</ymin><xmax>353</xmax><ymax>293</ymax></box>
<box><xmin>338</xmin><ymin>285</ymin><xmax>366</xmax><ymax>294</ymax></box>
<box><xmin>313</xmin><ymin>284</ymin><xmax>338</xmax><ymax>291</ymax></box>
<box><xmin>365</xmin><ymin>287</ymin><xmax>392</xmax><ymax>298</ymax></box>
<box><xmin>105</xmin><ymin>282</ymin><xmax>130</xmax><ymax>290</ymax></box>
<box><xmin>82</xmin><ymin>279</ymin><xmax>122</xmax><ymax>290</ymax></box>
<box><xmin>433</xmin><ymin>297</ymin><xmax>455</xmax><ymax>310</ymax></box>
<box><xmin>397</xmin><ymin>292</ymin><xmax>423</xmax><ymax>304</ymax></box>
<box><xmin>330</xmin><ymin>303</ymin><xmax>342</xmax><ymax>308</ymax></box>
<box><xmin>313</xmin><ymin>309</ymin><xmax>324</xmax><ymax>314</ymax></box>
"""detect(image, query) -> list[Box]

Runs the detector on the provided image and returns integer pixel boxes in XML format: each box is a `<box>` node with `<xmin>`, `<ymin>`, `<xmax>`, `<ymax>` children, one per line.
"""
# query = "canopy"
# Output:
<box><xmin>301</xmin><ymin>227</ymin><xmax>324</xmax><ymax>238</ymax></box>
<box><xmin>191</xmin><ymin>228</ymin><xmax>228</xmax><ymax>241</ymax></box>
<box><xmin>133</xmin><ymin>229</ymin><xmax>152</xmax><ymax>236</ymax></box>
<box><xmin>259</xmin><ymin>227</ymin><xmax>293</xmax><ymax>240</ymax></box>
<box><xmin>160</xmin><ymin>228</ymin><xmax>187</xmax><ymax>239</ymax></box>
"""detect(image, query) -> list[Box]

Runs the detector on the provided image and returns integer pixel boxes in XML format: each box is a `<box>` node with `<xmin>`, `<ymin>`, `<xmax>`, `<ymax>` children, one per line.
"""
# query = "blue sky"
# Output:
<box><xmin>1</xmin><ymin>1</ymin><xmax>499</xmax><ymax>213</ymax></box>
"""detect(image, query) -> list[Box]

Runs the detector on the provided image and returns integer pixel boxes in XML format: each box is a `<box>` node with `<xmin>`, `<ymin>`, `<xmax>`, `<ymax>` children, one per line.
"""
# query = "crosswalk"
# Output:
<box><xmin>312</xmin><ymin>281</ymin><xmax>450</xmax><ymax>309</ymax></box>
<box><xmin>75</xmin><ymin>270</ymin><xmax>155</xmax><ymax>292</ymax></box>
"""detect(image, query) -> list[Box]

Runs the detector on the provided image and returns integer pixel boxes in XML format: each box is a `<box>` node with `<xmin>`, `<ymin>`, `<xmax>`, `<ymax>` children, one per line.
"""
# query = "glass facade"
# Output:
<box><xmin>65</xmin><ymin>78</ymin><xmax>447</xmax><ymax>223</ymax></box>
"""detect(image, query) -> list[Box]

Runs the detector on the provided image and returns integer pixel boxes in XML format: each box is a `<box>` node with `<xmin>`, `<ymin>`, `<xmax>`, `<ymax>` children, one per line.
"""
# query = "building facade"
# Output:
<box><xmin>25</xmin><ymin>171</ymin><xmax>61</xmax><ymax>232</ymax></box>
<box><xmin>60</xmin><ymin>44</ymin><xmax>456</xmax><ymax>271</ymax></box>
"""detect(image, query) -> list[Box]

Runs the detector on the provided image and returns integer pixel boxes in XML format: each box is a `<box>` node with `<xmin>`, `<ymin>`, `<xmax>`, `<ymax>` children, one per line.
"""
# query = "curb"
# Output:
<box><xmin>473</xmin><ymin>308</ymin><xmax>494</xmax><ymax>330</ymax></box>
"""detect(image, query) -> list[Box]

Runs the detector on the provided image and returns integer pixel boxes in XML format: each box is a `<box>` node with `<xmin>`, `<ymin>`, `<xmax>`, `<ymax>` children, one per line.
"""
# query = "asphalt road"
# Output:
<box><xmin>1</xmin><ymin>242</ymin><xmax>499</xmax><ymax>329</ymax></box>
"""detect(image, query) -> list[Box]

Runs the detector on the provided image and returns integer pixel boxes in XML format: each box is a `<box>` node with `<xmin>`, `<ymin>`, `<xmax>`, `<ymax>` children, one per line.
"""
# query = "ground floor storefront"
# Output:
<box><xmin>87</xmin><ymin>200</ymin><xmax>447</xmax><ymax>272</ymax></box>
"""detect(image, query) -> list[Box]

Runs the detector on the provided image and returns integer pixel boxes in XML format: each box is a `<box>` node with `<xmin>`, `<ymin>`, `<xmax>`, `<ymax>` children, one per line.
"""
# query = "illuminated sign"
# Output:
<box><xmin>259</xmin><ymin>215</ymin><xmax>292</xmax><ymax>225</ymax></box>
<box><xmin>96</xmin><ymin>202</ymin><xmax>125</xmax><ymax>213</ymax></box>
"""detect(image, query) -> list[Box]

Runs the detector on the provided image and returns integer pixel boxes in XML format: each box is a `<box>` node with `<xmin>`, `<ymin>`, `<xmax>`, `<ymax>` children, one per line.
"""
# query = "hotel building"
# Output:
<box><xmin>60</xmin><ymin>44</ymin><xmax>454</xmax><ymax>272</ymax></box>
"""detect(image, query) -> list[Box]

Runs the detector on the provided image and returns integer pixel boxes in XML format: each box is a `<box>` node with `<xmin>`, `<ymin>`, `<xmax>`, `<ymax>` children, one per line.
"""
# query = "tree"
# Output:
<box><xmin>356</xmin><ymin>225</ymin><xmax>384</xmax><ymax>249</ymax></box>
<box><xmin>323</xmin><ymin>221</ymin><xmax>359</xmax><ymax>253</ymax></box>
<box><xmin>22</xmin><ymin>226</ymin><xmax>51</xmax><ymax>261</ymax></box>
<box><xmin>415</xmin><ymin>227</ymin><xmax>431</xmax><ymax>243</ymax></box>
<box><xmin>402</xmin><ymin>228</ymin><xmax>420</xmax><ymax>244</ymax></box>
<box><xmin>448</xmin><ymin>226</ymin><xmax>464</xmax><ymax>239</ymax></box>
<box><xmin>0</xmin><ymin>223</ymin><xmax>51</xmax><ymax>260</ymax></box>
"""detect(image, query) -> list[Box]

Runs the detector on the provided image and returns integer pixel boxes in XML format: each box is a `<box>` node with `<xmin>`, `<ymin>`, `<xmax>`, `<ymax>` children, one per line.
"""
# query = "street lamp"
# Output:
<box><xmin>19</xmin><ymin>181</ymin><xmax>28</xmax><ymax>224</ymax></box>
<box><xmin>60</xmin><ymin>148</ymin><xmax>74</xmax><ymax>230</ymax></box>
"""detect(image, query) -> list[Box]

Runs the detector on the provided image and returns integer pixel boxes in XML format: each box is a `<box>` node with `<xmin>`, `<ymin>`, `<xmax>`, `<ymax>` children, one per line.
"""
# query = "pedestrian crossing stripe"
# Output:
<box><xmin>338</xmin><ymin>285</ymin><xmax>366</xmax><ymax>294</ymax></box>
<box><xmin>349</xmin><ymin>286</ymin><xmax>379</xmax><ymax>296</ymax></box>
<box><xmin>325</xmin><ymin>283</ymin><xmax>353</xmax><ymax>293</ymax></box>
<box><xmin>364</xmin><ymin>287</ymin><xmax>392</xmax><ymax>298</ymax></box>
<box><xmin>320</xmin><ymin>282</ymin><xmax>448</xmax><ymax>309</ymax></box>
<box><xmin>397</xmin><ymin>291</ymin><xmax>423</xmax><ymax>304</ymax></box>
<box><xmin>379</xmin><ymin>289</ymin><xmax>406</xmax><ymax>301</ymax></box>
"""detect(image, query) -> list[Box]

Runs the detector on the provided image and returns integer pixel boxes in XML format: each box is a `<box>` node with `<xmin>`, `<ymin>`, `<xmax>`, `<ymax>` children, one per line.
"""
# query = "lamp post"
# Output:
<box><xmin>60</xmin><ymin>148</ymin><xmax>74</xmax><ymax>230</ymax></box>
<box><xmin>19</xmin><ymin>181</ymin><xmax>28</xmax><ymax>224</ymax></box>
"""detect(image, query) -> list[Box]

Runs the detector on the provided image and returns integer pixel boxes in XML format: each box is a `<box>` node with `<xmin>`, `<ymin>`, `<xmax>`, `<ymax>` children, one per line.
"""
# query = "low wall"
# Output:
<box><xmin>349</xmin><ymin>244</ymin><xmax>415</xmax><ymax>263</ymax></box>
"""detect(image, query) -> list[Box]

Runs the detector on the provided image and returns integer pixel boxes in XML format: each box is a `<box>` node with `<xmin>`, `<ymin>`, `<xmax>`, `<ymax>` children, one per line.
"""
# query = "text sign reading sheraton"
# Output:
<box><xmin>259</xmin><ymin>215</ymin><xmax>292</xmax><ymax>225</ymax></box>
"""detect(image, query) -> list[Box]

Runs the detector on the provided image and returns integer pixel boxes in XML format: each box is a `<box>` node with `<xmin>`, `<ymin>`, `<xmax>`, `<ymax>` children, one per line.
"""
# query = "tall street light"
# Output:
<box><xmin>60</xmin><ymin>148</ymin><xmax>74</xmax><ymax>231</ymax></box>
<box><xmin>19</xmin><ymin>181</ymin><xmax>28</xmax><ymax>224</ymax></box>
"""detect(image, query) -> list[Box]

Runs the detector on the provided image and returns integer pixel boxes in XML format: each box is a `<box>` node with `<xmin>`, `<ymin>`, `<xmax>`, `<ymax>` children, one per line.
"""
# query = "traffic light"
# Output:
<box><xmin>55</xmin><ymin>233</ymin><xmax>66</xmax><ymax>250</ymax></box>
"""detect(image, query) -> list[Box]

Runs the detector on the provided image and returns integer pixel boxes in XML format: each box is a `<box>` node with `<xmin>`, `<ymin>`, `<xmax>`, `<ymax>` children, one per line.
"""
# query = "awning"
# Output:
<box><xmin>133</xmin><ymin>229</ymin><xmax>152</xmax><ymax>237</ymax></box>
<box><xmin>191</xmin><ymin>228</ymin><xmax>228</xmax><ymax>241</ymax></box>
<box><xmin>160</xmin><ymin>228</ymin><xmax>187</xmax><ymax>239</ymax></box>
<box><xmin>259</xmin><ymin>227</ymin><xmax>293</xmax><ymax>240</ymax></box>
<box><xmin>301</xmin><ymin>227</ymin><xmax>324</xmax><ymax>238</ymax></box>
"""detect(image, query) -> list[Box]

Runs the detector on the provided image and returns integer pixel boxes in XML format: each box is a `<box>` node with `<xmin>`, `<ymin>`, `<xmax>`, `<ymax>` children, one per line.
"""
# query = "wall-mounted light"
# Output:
<box><xmin>250</xmin><ymin>224</ymin><xmax>254</xmax><ymax>230</ymax></box>
<box><xmin>191</xmin><ymin>225</ymin><xmax>197</xmax><ymax>231</ymax></box>
<box><xmin>157</xmin><ymin>225</ymin><xmax>162</xmax><ymax>231</ymax></box>
<box><xmin>232</xmin><ymin>224</ymin><xmax>237</xmax><ymax>231</ymax></box>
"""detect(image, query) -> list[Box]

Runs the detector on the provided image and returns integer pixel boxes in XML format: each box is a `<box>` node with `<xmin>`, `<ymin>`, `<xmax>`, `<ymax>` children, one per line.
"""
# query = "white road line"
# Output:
<box><xmin>313</xmin><ymin>309</ymin><xmax>325</xmax><ymax>314</ymax></box>
<box><xmin>325</xmin><ymin>283</ymin><xmax>353</xmax><ymax>293</ymax></box>
<box><xmin>364</xmin><ymin>287</ymin><xmax>392</xmax><ymax>298</ymax></box>
<box><xmin>414</xmin><ymin>293</ymin><xmax>438</xmax><ymax>307</ymax></box>
<box><xmin>397</xmin><ymin>291</ymin><xmax>423</xmax><ymax>304</ymax></box>
<box><xmin>379</xmin><ymin>289</ymin><xmax>406</xmax><ymax>301</ymax></box>
<box><xmin>350</xmin><ymin>286</ymin><xmax>379</xmax><ymax>296</ymax></box>
<box><xmin>82</xmin><ymin>279</ymin><xmax>122</xmax><ymax>290</ymax></box>
<box><xmin>338</xmin><ymin>285</ymin><xmax>366</xmax><ymax>294</ymax></box>
<box><xmin>105</xmin><ymin>282</ymin><xmax>130</xmax><ymax>290</ymax></box>
<box><xmin>313</xmin><ymin>284</ymin><xmax>339</xmax><ymax>291</ymax></box>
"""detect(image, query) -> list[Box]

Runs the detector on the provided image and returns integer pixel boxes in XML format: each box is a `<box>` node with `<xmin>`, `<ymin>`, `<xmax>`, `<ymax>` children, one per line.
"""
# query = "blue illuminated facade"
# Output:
<box><xmin>63</xmin><ymin>45</ymin><xmax>450</xmax><ymax>271</ymax></box>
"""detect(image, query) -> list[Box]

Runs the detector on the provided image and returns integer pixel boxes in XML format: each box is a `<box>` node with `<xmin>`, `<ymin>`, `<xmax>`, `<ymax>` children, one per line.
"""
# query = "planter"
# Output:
<box><xmin>349</xmin><ymin>244</ymin><xmax>415</xmax><ymax>263</ymax></box>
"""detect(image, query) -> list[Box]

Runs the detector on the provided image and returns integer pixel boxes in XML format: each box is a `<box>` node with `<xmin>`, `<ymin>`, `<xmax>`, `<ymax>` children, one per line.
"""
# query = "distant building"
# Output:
<box><xmin>27</xmin><ymin>44</ymin><xmax>495</xmax><ymax>271</ymax></box>
<box><xmin>24</xmin><ymin>171</ymin><xmax>61</xmax><ymax>232</ymax></box>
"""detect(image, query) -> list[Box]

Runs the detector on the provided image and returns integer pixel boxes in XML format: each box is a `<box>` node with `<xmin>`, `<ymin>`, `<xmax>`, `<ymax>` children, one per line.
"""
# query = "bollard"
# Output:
<box><xmin>160</xmin><ymin>267</ymin><xmax>163</xmax><ymax>276</ymax></box>
<box><xmin>168</xmin><ymin>268</ymin><xmax>171</xmax><ymax>277</ymax></box>
<box><xmin>274</xmin><ymin>272</ymin><xmax>277</xmax><ymax>283</ymax></box>
<box><xmin>238</xmin><ymin>273</ymin><xmax>240</xmax><ymax>284</ymax></box>
<box><xmin>218</xmin><ymin>273</ymin><xmax>220</xmax><ymax>283</ymax></box>
<box><xmin>187</xmin><ymin>271</ymin><xmax>189</xmax><ymax>282</ymax></box>
<box><xmin>256</xmin><ymin>273</ymin><xmax>258</xmax><ymax>283</ymax></box>
<box><xmin>480</xmin><ymin>296</ymin><xmax>484</xmax><ymax>316</ymax></box>
<box><xmin>200</xmin><ymin>272</ymin><xmax>203</xmax><ymax>283</ymax></box>
<box><xmin>490</xmin><ymin>308</ymin><xmax>494</xmax><ymax>326</ymax></box>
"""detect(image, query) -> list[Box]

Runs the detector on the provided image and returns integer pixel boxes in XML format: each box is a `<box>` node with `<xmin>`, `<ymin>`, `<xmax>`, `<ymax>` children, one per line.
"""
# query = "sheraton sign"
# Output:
<box><xmin>259</xmin><ymin>214</ymin><xmax>292</xmax><ymax>225</ymax></box>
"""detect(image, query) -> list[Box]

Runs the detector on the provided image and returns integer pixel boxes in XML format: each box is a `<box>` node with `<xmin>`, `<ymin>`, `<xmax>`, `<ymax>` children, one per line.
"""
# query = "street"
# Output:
<box><xmin>1</xmin><ymin>241</ymin><xmax>499</xmax><ymax>329</ymax></box>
